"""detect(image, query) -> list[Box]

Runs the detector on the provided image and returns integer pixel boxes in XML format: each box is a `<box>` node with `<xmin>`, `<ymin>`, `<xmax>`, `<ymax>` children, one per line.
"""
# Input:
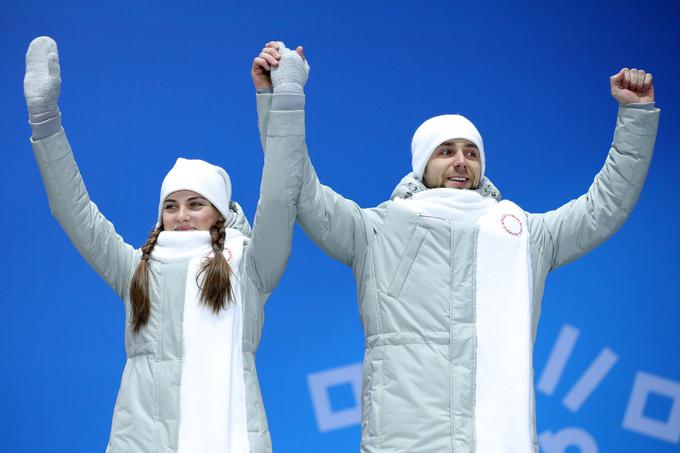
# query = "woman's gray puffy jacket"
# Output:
<box><xmin>31</xmin><ymin>105</ymin><xmax>306</xmax><ymax>453</ymax></box>
<box><xmin>257</xmin><ymin>95</ymin><xmax>659</xmax><ymax>453</ymax></box>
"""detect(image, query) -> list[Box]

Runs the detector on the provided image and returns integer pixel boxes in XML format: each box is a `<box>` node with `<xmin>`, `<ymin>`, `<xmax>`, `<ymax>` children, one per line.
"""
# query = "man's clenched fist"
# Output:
<box><xmin>610</xmin><ymin>68</ymin><xmax>654</xmax><ymax>105</ymax></box>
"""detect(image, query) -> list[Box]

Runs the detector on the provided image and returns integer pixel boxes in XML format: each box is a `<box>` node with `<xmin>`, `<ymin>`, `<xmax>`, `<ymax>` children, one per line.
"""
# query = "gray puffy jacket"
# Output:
<box><xmin>32</xmin><ymin>105</ymin><xmax>305</xmax><ymax>453</ymax></box>
<box><xmin>257</xmin><ymin>96</ymin><xmax>659</xmax><ymax>453</ymax></box>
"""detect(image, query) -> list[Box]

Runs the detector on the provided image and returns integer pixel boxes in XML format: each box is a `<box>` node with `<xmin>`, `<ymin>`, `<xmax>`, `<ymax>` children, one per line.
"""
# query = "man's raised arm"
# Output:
<box><xmin>531</xmin><ymin>68</ymin><xmax>660</xmax><ymax>270</ymax></box>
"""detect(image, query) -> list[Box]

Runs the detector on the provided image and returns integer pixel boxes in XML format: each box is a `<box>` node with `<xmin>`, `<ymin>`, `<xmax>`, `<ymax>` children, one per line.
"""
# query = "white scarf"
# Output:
<box><xmin>395</xmin><ymin>192</ymin><xmax>535</xmax><ymax>451</ymax></box>
<box><xmin>394</xmin><ymin>187</ymin><xmax>497</xmax><ymax>222</ymax></box>
<box><xmin>151</xmin><ymin>230</ymin><xmax>251</xmax><ymax>453</ymax></box>
<box><xmin>475</xmin><ymin>201</ymin><xmax>533</xmax><ymax>452</ymax></box>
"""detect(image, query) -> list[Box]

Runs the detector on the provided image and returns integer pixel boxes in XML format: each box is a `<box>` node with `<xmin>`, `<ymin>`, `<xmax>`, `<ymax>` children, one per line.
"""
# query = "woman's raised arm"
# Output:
<box><xmin>26</xmin><ymin>37</ymin><xmax>138</xmax><ymax>299</ymax></box>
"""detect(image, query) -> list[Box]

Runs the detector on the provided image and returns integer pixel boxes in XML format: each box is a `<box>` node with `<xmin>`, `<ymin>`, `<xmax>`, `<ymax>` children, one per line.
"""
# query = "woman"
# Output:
<box><xmin>25</xmin><ymin>37</ymin><xmax>307</xmax><ymax>453</ymax></box>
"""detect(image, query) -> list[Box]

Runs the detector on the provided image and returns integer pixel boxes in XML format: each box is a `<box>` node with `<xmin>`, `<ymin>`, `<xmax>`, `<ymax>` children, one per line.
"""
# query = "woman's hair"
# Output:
<box><xmin>129</xmin><ymin>217</ymin><xmax>232</xmax><ymax>334</ymax></box>
<box><xmin>197</xmin><ymin>218</ymin><xmax>233</xmax><ymax>313</ymax></box>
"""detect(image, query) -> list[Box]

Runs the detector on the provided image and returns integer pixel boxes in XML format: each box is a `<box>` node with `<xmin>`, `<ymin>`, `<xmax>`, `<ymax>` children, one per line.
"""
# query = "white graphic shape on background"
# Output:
<box><xmin>537</xmin><ymin>324</ymin><xmax>618</xmax><ymax>412</ymax></box>
<box><xmin>539</xmin><ymin>427</ymin><xmax>598</xmax><ymax>453</ymax></box>
<box><xmin>307</xmin><ymin>363</ymin><xmax>362</xmax><ymax>432</ymax></box>
<box><xmin>622</xmin><ymin>371</ymin><xmax>680</xmax><ymax>444</ymax></box>
<box><xmin>563</xmin><ymin>348</ymin><xmax>618</xmax><ymax>412</ymax></box>
<box><xmin>538</xmin><ymin>324</ymin><xmax>580</xmax><ymax>395</ymax></box>
<box><xmin>307</xmin><ymin>322</ymin><xmax>680</xmax><ymax>450</ymax></box>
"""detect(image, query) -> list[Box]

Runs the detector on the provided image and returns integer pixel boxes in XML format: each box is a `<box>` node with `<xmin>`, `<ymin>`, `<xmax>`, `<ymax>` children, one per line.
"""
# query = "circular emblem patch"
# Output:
<box><xmin>501</xmin><ymin>213</ymin><xmax>523</xmax><ymax>237</ymax></box>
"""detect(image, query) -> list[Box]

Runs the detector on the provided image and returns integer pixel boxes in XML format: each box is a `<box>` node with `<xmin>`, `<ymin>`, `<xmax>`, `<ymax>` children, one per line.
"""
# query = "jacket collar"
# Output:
<box><xmin>390</xmin><ymin>172</ymin><xmax>502</xmax><ymax>201</ymax></box>
<box><xmin>227</xmin><ymin>201</ymin><xmax>252</xmax><ymax>238</ymax></box>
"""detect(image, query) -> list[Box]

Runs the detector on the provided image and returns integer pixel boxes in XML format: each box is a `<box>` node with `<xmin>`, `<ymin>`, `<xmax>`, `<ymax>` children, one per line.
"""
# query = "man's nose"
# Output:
<box><xmin>452</xmin><ymin>149</ymin><xmax>466</xmax><ymax>167</ymax></box>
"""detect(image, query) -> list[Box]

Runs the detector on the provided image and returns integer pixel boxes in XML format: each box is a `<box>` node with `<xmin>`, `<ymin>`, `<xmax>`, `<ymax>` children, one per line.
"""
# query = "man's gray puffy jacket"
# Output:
<box><xmin>257</xmin><ymin>95</ymin><xmax>659</xmax><ymax>453</ymax></box>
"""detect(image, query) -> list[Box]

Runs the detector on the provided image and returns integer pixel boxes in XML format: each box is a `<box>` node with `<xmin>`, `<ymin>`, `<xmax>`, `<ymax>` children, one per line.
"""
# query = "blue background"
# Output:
<box><xmin>1</xmin><ymin>0</ymin><xmax>679</xmax><ymax>452</ymax></box>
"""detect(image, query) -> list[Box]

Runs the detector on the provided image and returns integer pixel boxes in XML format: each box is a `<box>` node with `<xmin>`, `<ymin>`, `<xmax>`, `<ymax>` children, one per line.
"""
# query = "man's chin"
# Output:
<box><xmin>424</xmin><ymin>177</ymin><xmax>475</xmax><ymax>190</ymax></box>
<box><xmin>441</xmin><ymin>181</ymin><xmax>472</xmax><ymax>190</ymax></box>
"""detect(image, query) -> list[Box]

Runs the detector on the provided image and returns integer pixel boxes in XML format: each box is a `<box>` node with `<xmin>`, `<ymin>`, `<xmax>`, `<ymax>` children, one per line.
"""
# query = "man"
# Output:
<box><xmin>255</xmin><ymin>44</ymin><xmax>659</xmax><ymax>453</ymax></box>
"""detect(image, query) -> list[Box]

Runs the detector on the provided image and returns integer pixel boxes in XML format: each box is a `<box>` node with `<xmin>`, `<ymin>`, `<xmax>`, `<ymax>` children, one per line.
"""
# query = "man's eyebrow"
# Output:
<box><xmin>438</xmin><ymin>140</ymin><xmax>478</xmax><ymax>148</ymax></box>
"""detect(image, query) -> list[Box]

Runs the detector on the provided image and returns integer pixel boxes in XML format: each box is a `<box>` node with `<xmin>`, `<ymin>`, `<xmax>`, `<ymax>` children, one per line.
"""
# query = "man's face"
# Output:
<box><xmin>422</xmin><ymin>139</ymin><xmax>481</xmax><ymax>190</ymax></box>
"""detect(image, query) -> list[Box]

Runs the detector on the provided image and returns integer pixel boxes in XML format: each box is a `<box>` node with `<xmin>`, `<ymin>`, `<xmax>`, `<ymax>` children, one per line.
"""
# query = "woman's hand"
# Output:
<box><xmin>271</xmin><ymin>44</ymin><xmax>309</xmax><ymax>95</ymax></box>
<box><xmin>24</xmin><ymin>36</ymin><xmax>61</xmax><ymax>117</ymax></box>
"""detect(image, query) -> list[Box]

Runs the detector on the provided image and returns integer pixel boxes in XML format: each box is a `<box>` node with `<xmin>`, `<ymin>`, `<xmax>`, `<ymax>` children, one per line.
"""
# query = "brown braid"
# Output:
<box><xmin>197</xmin><ymin>218</ymin><xmax>233</xmax><ymax>312</ymax></box>
<box><xmin>129</xmin><ymin>227</ymin><xmax>162</xmax><ymax>333</ymax></box>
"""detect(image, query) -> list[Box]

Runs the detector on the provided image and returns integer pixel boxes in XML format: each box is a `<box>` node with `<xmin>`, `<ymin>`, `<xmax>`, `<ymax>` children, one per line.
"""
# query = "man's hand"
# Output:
<box><xmin>24</xmin><ymin>36</ymin><xmax>61</xmax><ymax>116</ymax></box>
<box><xmin>252</xmin><ymin>41</ymin><xmax>281</xmax><ymax>90</ymax></box>
<box><xmin>610</xmin><ymin>68</ymin><xmax>654</xmax><ymax>105</ymax></box>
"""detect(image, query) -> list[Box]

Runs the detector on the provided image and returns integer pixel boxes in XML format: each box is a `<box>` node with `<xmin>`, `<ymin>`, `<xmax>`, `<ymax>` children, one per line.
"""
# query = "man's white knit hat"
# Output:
<box><xmin>411</xmin><ymin>114</ymin><xmax>485</xmax><ymax>181</ymax></box>
<box><xmin>157</xmin><ymin>158</ymin><xmax>232</xmax><ymax>228</ymax></box>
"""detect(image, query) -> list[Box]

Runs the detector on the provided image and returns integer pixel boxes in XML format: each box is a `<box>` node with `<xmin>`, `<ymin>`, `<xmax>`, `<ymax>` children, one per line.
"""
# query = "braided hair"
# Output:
<box><xmin>197</xmin><ymin>218</ymin><xmax>233</xmax><ymax>312</ymax></box>
<box><xmin>128</xmin><ymin>218</ymin><xmax>233</xmax><ymax>334</ymax></box>
<box><xmin>129</xmin><ymin>227</ymin><xmax>162</xmax><ymax>333</ymax></box>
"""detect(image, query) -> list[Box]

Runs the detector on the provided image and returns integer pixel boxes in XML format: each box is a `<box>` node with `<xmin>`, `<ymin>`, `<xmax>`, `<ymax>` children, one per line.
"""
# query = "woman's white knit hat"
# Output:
<box><xmin>411</xmin><ymin>114</ymin><xmax>485</xmax><ymax>181</ymax></box>
<box><xmin>157</xmin><ymin>158</ymin><xmax>232</xmax><ymax>227</ymax></box>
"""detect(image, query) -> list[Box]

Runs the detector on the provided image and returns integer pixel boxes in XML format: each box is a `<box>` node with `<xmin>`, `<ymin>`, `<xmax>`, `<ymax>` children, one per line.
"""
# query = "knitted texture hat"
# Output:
<box><xmin>157</xmin><ymin>158</ymin><xmax>232</xmax><ymax>227</ymax></box>
<box><xmin>411</xmin><ymin>114</ymin><xmax>485</xmax><ymax>181</ymax></box>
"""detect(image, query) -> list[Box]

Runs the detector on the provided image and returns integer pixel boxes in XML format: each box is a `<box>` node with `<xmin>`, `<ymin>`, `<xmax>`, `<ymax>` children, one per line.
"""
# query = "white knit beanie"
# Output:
<box><xmin>411</xmin><ymin>114</ymin><xmax>485</xmax><ymax>181</ymax></box>
<box><xmin>156</xmin><ymin>158</ymin><xmax>232</xmax><ymax>228</ymax></box>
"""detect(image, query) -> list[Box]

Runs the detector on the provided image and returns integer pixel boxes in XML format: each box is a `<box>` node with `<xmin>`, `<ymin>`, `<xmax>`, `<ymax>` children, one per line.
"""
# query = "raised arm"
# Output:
<box><xmin>530</xmin><ymin>68</ymin><xmax>660</xmax><ymax>269</ymax></box>
<box><xmin>244</xmin><ymin>43</ymin><xmax>307</xmax><ymax>293</ymax></box>
<box><xmin>254</xmin><ymin>43</ymin><xmax>371</xmax><ymax>268</ymax></box>
<box><xmin>26</xmin><ymin>37</ymin><xmax>137</xmax><ymax>298</ymax></box>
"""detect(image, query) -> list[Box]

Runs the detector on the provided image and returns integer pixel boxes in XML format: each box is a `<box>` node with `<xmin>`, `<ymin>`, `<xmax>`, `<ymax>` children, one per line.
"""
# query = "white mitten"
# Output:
<box><xmin>24</xmin><ymin>36</ymin><xmax>62</xmax><ymax>139</ymax></box>
<box><xmin>271</xmin><ymin>42</ymin><xmax>309</xmax><ymax>95</ymax></box>
<box><xmin>270</xmin><ymin>42</ymin><xmax>309</xmax><ymax>110</ymax></box>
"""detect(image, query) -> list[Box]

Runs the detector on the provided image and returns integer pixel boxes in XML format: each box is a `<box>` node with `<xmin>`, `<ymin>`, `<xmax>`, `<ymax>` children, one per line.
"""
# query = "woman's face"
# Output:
<box><xmin>161</xmin><ymin>190</ymin><xmax>222</xmax><ymax>231</ymax></box>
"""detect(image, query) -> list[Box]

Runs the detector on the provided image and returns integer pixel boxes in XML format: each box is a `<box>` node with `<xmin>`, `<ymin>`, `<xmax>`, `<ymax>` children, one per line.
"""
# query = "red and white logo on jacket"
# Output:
<box><xmin>500</xmin><ymin>213</ymin><xmax>523</xmax><ymax>237</ymax></box>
